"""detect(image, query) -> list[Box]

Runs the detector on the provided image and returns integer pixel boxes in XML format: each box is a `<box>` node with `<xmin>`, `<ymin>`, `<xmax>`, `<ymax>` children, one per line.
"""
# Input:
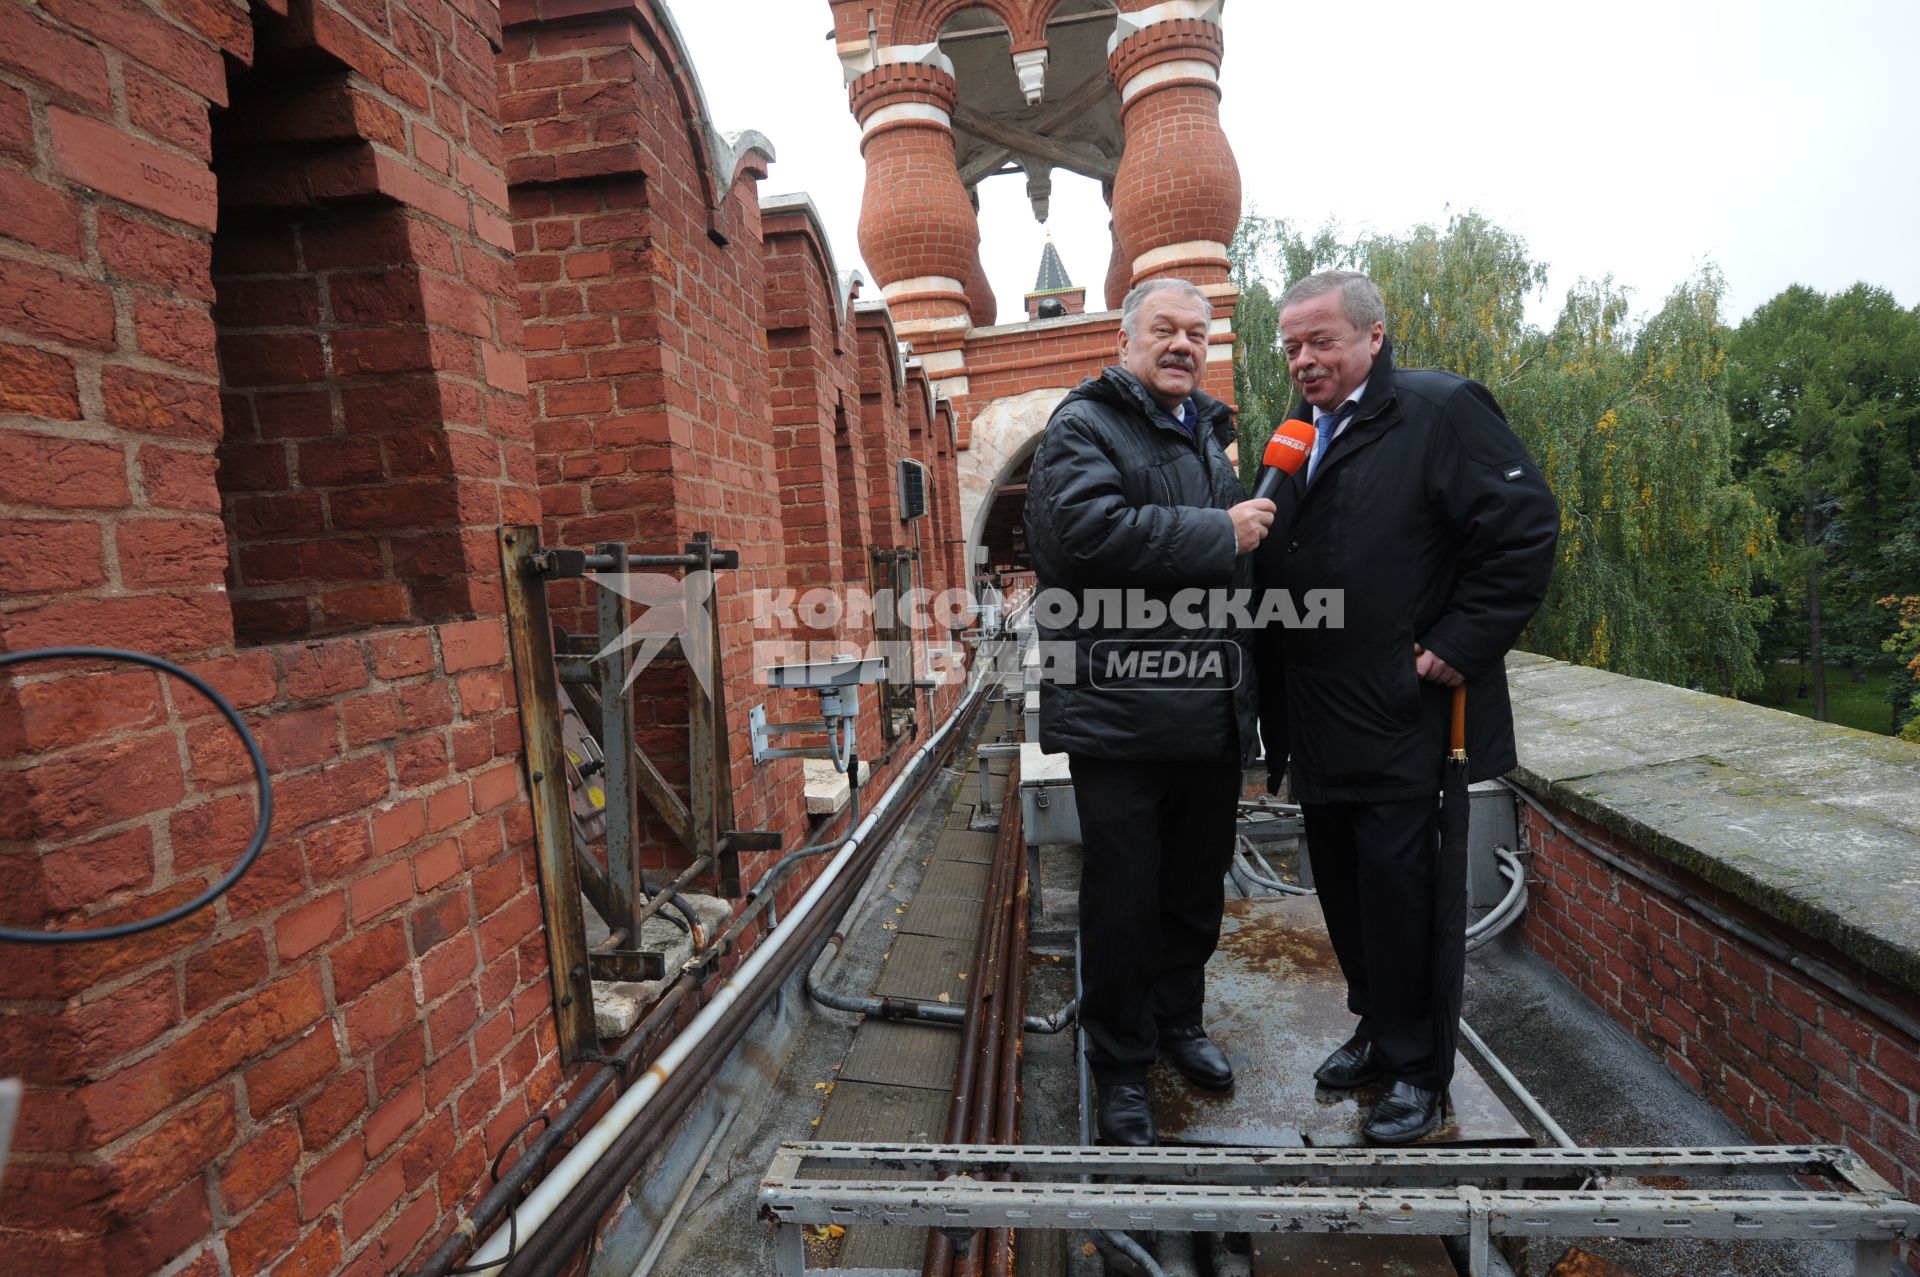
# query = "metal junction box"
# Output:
<box><xmin>1019</xmin><ymin>742</ymin><xmax>1078</xmax><ymax>847</ymax></box>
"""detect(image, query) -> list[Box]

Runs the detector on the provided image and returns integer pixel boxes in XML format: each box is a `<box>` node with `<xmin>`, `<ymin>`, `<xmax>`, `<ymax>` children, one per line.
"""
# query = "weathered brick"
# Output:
<box><xmin>281</xmin><ymin>640</ymin><xmax>371</xmax><ymax>702</ymax></box>
<box><xmin>0</xmin><ymin>342</ymin><xmax>84</xmax><ymax>421</ymax></box>
<box><xmin>330</xmin><ymin>918</ymin><xmax>409</xmax><ymax>1002</ymax></box>
<box><xmin>0</xmin><ymin>6</ymin><xmax>111</xmax><ymax>108</ymax></box>
<box><xmin>118</xmin><ymin>515</ymin><xmax>227</xmax><ymax>587</ymax></box>
<box><xmin>184</xmin><ymin>929</ymin><xmax>268</xmax><ymax>1013</ymax></box>
<box><xmin>83</xmin><ymin>968</ymin><xmax>326</xmax><ymax>1140</ymax></box>
<box><xmin>297</xmin><ymin>1069</ymin><xmax>367</xmax><ymax>1152</ymax></box>
<box><xmin>221</xmin><ymin>1119</ymin><xmax>301</xmax><ymax>1214</ymax></box>
<box><xmin>364</xmin><ymin>1077</ymin><xmax>424</xmax><ymax>1158</ymax></box>
<box><xmin>224</xmin><ymin>1186</ymin><xmax>300</xmax><ymax>1277</ymax></box>
<box><xmin>344</xmin><ymin>971</ymin><xmax>417</xmax><ymax>1054</ymax></box>
<box><xmin>243</xmin><ymin>1028</ymin><xmax>340</xmax><ymax>1119</ymax></box>
<box><xmin>372</xmin><ymin>1022</ymin><xmax>427</xmax><ymax>1097</ymax></box>
<box><xmin>0</xmin><ymin>517</ymin><xmax>107</xmax><ymax>594</ymax></box>
<box><xmin>0</xmin><ymin>254</ymin><xmax>117</xmax><ymax>349</ymax></box>
<box><xmin>107</xmin><ymin>1088</ymin><xmax>235</xmax><ymax>1216</ymax></box>
<box><xmin>304</xmin><ymin>820</ymin><xmax>374</xmax><ymax>885</ymax></box>
<box><xmin>350</xmin><ymin>860</ymin><xmax>415</xmax><ymax>924</ymax></box>
<box><xmin>101</xmin><ymin>364</ymin><xmax>222</xmax><ymax>441</ymax></box>
<box><xmin>297</xmin><ymin>1138</ymin><xmax>364</xmax><ymax>1220</ymax></box>
<box><xmin>265</xmin><ymin>1220</ymin><xmax>340</xmax><ymax>1277</ymax></box>
<box><xmin>370</xmin><ymin>632</ymin><xmax>435</xmax><ymax>679</ymax></box>
<box><xmin>26</xmin><ymin>731</ymin><xmax>185</xmax><ymax>842</ymax></box>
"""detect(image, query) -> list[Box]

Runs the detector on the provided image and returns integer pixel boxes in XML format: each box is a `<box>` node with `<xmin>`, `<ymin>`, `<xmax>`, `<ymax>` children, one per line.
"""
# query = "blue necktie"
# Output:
<box><xmin>1306</xmin><ymin>402</ymin><xmax>1356</xmax><ymax>485</ymax></box>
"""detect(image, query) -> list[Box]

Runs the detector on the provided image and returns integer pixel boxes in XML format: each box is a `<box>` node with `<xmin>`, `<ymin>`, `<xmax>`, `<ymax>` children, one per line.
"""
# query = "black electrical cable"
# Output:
<box><xmin>0</xmin><ymin>646</ymin><xmax>272</xmax><ymax>945</ymax></box>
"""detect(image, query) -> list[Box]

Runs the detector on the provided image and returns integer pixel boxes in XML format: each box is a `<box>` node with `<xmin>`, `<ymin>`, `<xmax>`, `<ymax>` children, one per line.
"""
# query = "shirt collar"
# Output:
<box><xmin>1315</xmin><ymin>379</ymin><xmax>1368</xmax><ymax>427</ymax></box>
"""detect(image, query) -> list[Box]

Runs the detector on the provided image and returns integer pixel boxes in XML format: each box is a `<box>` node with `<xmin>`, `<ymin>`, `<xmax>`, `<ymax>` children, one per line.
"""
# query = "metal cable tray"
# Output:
<box><xmin>760</xmin><ymin>1141</ymin><xmax>1919</xmax><ymax>1277</ymax></box>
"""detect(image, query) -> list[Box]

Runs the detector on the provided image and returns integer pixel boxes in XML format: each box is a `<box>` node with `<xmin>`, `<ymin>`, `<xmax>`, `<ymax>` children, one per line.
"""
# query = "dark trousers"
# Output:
<box><xmin>1301</xmin><ymin>796</ymin><xmax>1463</xmax><ymax>1091</ymax></box>
<box><xmin>1070</xmin><ymin>755</ymin><xmax>1240</xmax><ymax>1084</ymax></box>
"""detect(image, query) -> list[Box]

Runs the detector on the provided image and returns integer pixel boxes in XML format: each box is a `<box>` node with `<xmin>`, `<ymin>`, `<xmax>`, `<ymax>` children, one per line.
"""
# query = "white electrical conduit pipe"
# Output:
<box><xmin>464</xmin><ymin>663</ymin><xmax>997</xmax><ymax>1274</ymax></box>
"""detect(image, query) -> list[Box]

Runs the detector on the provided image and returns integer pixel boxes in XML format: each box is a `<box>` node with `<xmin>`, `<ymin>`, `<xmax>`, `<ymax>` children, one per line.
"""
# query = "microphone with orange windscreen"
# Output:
<box><xmin>1251</xmin><ymin>418</ymin><xmax>1318</xmax><ymax>502</ymax></box>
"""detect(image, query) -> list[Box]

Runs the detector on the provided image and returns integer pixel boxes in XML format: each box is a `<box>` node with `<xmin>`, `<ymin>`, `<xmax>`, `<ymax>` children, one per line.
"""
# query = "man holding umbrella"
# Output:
<box><xmin>1253</xmin><ymin>270</ymin><xmax>1557</xmax><ymax>1144</ymax></box>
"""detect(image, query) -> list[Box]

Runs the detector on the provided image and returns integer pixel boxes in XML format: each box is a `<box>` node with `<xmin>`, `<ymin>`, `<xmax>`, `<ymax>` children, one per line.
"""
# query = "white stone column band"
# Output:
<box><xmin>859</xmin><ymin>102</ymin><xmax>953</xmax><ymax>137</ymax></box>
<box><xmin>882</xmin><ymin>276</ymin><xmax>967</xmax><ymax>301</ymax></box>
<box><xmin>1131</xmin><ymin>240</ymin><xmax>1231</xmax><ymax>274</ymax></box>
<box><xmin>1117</xmin><ymin>58</ymin><xmax>1219</xmax><ymax>102</ymax></box>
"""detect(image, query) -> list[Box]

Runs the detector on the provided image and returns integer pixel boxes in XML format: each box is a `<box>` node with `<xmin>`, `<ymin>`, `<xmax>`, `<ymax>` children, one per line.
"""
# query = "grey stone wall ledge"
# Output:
<box><xmin>1505</xmin><ymin>653</ymin><xmax>1920</xmax><ymax>999</ymax></box>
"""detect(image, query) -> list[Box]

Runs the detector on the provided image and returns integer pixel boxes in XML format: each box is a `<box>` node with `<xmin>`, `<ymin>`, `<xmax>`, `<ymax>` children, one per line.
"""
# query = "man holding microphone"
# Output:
<box><xmin>1026</xmin><ymin>278</ymin><xmax>1274</xmax><ymax>1146</ymax></box>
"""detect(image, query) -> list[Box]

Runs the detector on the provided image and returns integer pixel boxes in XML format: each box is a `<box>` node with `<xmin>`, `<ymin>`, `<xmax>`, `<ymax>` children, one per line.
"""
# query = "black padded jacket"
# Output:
<box><xmin>1252</xmin><ymin>342</ymin><xmax>1559</xmax><ymax>802</ymax></box>
<box><xmin>1024</xmin><ymin>366</ymin><xmax>1260</xmax><ymax>765</ymax></box>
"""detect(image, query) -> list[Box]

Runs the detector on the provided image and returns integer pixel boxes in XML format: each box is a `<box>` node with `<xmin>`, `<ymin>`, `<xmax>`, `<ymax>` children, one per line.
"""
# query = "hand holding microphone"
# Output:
<box><xmin>1229</xmin><ymin>419</ymin><xmax>1318</xmax><ymax>552</ymax></box>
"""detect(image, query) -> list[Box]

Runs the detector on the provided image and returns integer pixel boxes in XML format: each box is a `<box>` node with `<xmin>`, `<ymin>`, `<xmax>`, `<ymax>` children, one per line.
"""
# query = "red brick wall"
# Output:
<box><xmin>1520</xmin><ymin>799</ymin><xmax>1920</xmax><ymax>1271</ymax></box>
<box><xmin>764</xmin><ymin>205</ymin><xmax>859</xmax><ymax>603</ymax></box>
<box><xmin>0</xmin><ymin>0</ymin><xmax>555</xmax><ymax>1272</ymax></box>
<box><xmin>501</xmin><ymin>1</ymin><xmax>820</xmax><ymax>894</ymax></box>
<box><xmin>1</xmin><ymin>1</ymin><xmax>990</xmax><ymax>1273</ymax></box>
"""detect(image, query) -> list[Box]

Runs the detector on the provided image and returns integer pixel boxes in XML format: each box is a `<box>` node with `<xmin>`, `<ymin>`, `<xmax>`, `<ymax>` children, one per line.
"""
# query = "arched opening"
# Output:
<box><xmin>959</xmin><ymin>384</ymin><xmax>1074</xmax><ymax>580</ymax></box>
<box><xmin>939</xmin><ymin>0</ymin><xmax>1123</xmax><ymax>321</ymax></box>
<box><xmin>970</xmin><ymin>432</ymin><xmax>1040</xmax><ymax>581</ymax></box>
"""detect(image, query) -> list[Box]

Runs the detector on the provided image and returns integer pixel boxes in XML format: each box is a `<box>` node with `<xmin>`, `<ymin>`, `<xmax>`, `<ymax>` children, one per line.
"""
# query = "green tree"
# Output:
<box><xmin>1881</xmin><ymin>594</ymin><xmax>1920</xmax><ymax>741</ymax></box>
<box><xmin>1350</xmin><ymin>212</ymin><xmax>1546</xmax><ymax>388</ymax></box>
<box><xmin>1726</xmin><ymin>285</ymin><xmax>1920</xmax><ymax>719</ymax></box>
<box><xmin>1514</xmin><ymin>272</ymin><xmax>1775</xmax><ymax>691</ymax></box>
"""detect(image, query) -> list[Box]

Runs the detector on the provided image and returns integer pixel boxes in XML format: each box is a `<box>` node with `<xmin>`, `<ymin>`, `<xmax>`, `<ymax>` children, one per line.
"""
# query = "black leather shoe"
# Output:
<box><xmin>1363</xmin><ymin>1081</ymin><xmax>1446</xmax><ymax>1145</ymax></box>
<box><xmin>1095</xmin><ymin>1080</ymin><xmax>1157</xmax><ymax>1146</ymax></box>
<box><xmin>1160</xmin><ymin>1025</ymin><xmax>1233</xmax><ymax>1090</ymax></box>
<box><xmin>1313</xmin><ymin>1034</ymin><xmax>1382</xmax><ymax>1090</ymax></box>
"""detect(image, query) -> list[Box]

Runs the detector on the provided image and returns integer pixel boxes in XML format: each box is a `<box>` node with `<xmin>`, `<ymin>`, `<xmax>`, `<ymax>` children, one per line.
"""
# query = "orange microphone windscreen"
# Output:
<box><xmin>1262</xmin><ymin>419</ymin><xmax>1318</xmax><ymax>475</ymax></box>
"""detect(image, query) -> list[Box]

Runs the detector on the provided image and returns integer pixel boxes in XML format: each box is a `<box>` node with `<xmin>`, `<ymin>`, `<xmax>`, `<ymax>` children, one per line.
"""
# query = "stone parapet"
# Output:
<box><xmin>1507</xmin><ymin>653</ymin><xmax>1920</xmax><ymax>993</ymax></box>
<box><xmin>1507</xmin><ymin>653</ymin><xmax>1920</xmax><ymax>1264</ymax></box>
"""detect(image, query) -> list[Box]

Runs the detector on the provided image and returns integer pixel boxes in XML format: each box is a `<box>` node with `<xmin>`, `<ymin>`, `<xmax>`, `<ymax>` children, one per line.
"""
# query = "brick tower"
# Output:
<box><xmin>827</xmin><ymin>0</ymin><xmax>1243</xmax><ymax>575</ymax></box>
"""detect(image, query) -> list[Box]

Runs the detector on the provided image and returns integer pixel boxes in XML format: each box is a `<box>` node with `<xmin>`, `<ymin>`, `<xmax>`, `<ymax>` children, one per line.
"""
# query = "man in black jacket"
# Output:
<box><xmin>1254</xmin><ymin>270</ymin><xmax>1557</xmax><ymax>1144</ymax></box>
<box><xmin>1025</xmin><ymin>278</ymin><xmax>1276</xmax><ymax>1146</ymax></box>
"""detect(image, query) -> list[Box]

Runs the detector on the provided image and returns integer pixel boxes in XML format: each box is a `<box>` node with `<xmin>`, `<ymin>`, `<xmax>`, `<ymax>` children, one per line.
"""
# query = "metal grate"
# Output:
<box><xmin>760</xmin><ymin>1142</ymin><xmax>1917</xmax><ymax>1277</ymax></box>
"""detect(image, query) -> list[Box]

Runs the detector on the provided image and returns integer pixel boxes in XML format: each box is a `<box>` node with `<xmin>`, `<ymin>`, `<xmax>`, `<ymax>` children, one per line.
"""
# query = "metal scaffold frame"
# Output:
<box><xmin>758</xmin><ymin>1142</ymin><xmax>1919</xmax><ymax>1277</ymax></box>
<box><xmin>500</xmin><ymin>525</ymin><xmax>781</xmax><ymax>1062</ymax></box>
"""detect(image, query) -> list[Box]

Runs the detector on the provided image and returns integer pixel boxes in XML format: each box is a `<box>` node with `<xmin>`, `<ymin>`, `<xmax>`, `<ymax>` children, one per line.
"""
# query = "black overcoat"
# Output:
<box><xmin>1025</xmin><ymin>366</ymin><xmax>1260</xmax><ymax>766</ymax></box>
<box><xmin>1253</xmin><ymin>343</ymin><xmax>1559</xmax><ymax>802</ymax></box>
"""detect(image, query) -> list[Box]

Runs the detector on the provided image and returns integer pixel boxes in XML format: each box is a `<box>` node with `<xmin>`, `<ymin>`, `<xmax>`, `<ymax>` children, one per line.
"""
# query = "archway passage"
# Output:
<box><xmin>977</xmin><ymin>438</ymin><xmax>1037</xmax><ymax>575</ymax></box>
<box><xmin>960</xmin><ymin>385</ymin><xmax>1073</xmax><ymax>577</ymax></box>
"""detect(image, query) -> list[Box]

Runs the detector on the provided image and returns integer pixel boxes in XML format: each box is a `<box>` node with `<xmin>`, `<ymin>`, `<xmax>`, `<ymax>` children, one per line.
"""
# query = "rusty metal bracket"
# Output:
<box><xmin>586</xmin><ymin>948</ymin><xmax>666</xmax><ymax>982</ymax></box>
<box><xmin>720</xmin><ymin>829</ymin><xmax>783</xmax><ymax>858</ymax></box>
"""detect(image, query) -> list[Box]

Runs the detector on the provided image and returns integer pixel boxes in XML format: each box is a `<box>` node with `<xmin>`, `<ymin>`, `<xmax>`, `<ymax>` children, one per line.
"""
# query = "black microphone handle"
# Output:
<box><xmin>1251</xmin><ymin>465</ymin><xmax>1288</xmax><ymax>503</ymax></box>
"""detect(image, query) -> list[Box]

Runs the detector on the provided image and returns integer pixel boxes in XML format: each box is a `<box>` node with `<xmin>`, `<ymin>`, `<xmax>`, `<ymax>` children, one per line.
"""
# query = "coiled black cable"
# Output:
<box><xmin>0</xmin><ymin>646</ymin><xmax>272</xmax><ymax>944</ymax></box>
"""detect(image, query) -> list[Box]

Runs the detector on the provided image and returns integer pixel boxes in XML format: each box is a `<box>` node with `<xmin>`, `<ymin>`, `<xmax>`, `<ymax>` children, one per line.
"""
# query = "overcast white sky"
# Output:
<box><xmin>672</xmin><ymin>0</ymin><xmax>1920</xmax><ymax>329</ymax></box>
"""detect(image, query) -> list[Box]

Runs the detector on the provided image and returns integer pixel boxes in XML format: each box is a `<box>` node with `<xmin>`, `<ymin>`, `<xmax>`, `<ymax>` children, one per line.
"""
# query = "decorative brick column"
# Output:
<box><xmin>851</xmin><ymin>59</ymin><xmax>980</xmax><ymax>339</ymax></box>
<box><xmin>1105</xmin><ymin>215</ymin><xmax>1132</xmax><ymax>312</ymax></box>
<box><xmin>965</xmin><ymin>251</ymin><xmax>998</xmax><ymax>328</ymax></box>
<box><xmin>1106</xmin><ymin>12</ymin><xmax>1240</xmax><ymax>293</ymax></box>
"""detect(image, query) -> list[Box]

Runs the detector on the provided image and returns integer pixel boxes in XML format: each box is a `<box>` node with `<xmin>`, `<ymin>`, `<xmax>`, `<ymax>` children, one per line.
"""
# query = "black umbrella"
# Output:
<box><xmin>1431</xmin><ymin>684</ymin><xmax>1470</xmax><ymax>1096</ymax></box>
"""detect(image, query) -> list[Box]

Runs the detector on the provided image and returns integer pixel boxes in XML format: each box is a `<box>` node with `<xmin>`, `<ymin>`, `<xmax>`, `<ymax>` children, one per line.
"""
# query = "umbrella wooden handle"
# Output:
<box><xmin>1449</xmin><ymin>684</ymin><xmax>1467</xmax><ymax>758</ymax></box>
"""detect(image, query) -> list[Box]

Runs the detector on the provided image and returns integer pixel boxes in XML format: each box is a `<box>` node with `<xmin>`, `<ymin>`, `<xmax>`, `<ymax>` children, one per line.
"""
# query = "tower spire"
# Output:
<box><xmin>1025</xmin><ymin>231</ymin><xmax>1086</xmax><ymax>321</ymax></box>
